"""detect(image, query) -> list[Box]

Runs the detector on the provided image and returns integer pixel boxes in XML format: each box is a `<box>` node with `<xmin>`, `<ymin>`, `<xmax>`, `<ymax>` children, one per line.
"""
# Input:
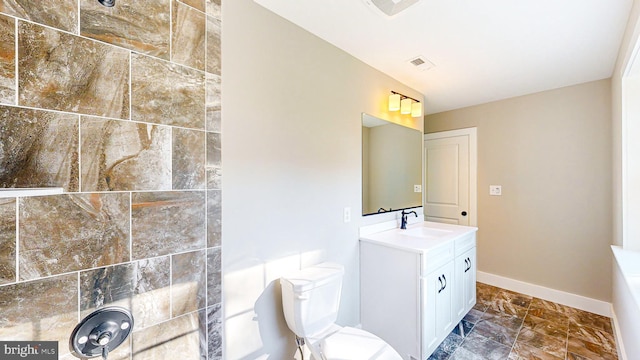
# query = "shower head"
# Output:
<box><xmin>98</xmin><ymin>0</ymin><xmax>115</xmax><ymax>7</ymax></box>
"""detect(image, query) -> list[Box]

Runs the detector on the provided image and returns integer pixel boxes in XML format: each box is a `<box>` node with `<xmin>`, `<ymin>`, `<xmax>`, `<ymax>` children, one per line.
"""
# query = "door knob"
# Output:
<box><xmin>461</xmin><ymin>211</ymin><xmax>467</xmax><ymax>216</ymax></box>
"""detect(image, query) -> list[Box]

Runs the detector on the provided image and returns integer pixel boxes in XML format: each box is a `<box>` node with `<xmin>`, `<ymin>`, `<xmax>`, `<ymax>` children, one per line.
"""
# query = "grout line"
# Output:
<box><xmin>129</xmin><ymin>192</ymin><xmax>133</xmax><ymax>262</ymax></box>
<box><xmin>14</xmin><ymin>198</ymin><xmax>19</xmax><ymax>282</ymax></box>
<box><xmin>77</xmin><ymin>0</ymin><xmax>81</xmax><ymax>35</ymax></box>
<box><xmin>77</xmin><ymin>115</ymin><xmax>82</xmax><ymax>190</ymax></box>
<box><xmin>169</xmin><ymin>254</ymin><xmax>173</xmax><ymax>319</ymax></box>
<box><xmin>77</xmin><ymin>271</ymin><xmax>81</xmax><ymax>322</ymax></box>
<box><xmin>14</xmin><ymin>18</ymin><xmax>18</xmax><ymax>106</ymax></box>
<box><xmin>129</xmin><ymin>50</ymin><xmax>132</xmax><ymax>121</ymax></box>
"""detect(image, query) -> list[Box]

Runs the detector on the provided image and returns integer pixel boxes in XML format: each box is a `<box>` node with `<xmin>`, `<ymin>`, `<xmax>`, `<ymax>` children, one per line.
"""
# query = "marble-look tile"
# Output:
<box><xmin>0</xmin><ymin>14</ymin><xmax>15</xmax><ymax>104</ymax></box>
<box><xmin>133</xmin><ymin>310</ymin><xmax>207</xmax><ymax>360</ymax></box>
<box><xmin>569</xmin><ymin>309</ymin><xmax>613</xmax><ymax>334</ymax></box>
<box><xmin>206</xmin><ymin>132</ymin><xmax>221</xmax><ymax>189</ymax></box>
<box><xmin>19</xmin><ymin>193</ymin><xmax>130</xmax><ymax>280</ymax></box>
<box><xmin>80</xmin><ymin>0</ymin><xmax>170</xmax><ymax>59</ymax></box>
<box><xmin>489</xmin><ymin>298</ymin><xmax>528</xmax><ymax>318</ymax></box>
<box><xmin>207</xmin><ymin>190</ymin><xmax>221</xmax><ymax>248</ymax></box>
<box><xmin>516</xmin><ymin>328</ymin><xmax>566</xmax><ymax>359</ymax></box>
<box><xmin>476</xmin><ymin>282</ymin><xmax>500</xmax><ymax>304</ymax></box>
<box><xmin>568</xmin><ymin>322</ymin><xmax>616</xmax><ymax>354</ymax></box>
<box><xmin>181</xmin><ymin>0</ymin><xmax>205</xmax><ymax>12</ymax></box>
<box><xmin>172</xmin><ymin>0</ymin><xmax>205</xmax><ymax>71</ymax></box>
<box><xmin>131</xmin><ymin>53</ymin><xmax>205</xmax><ymax>129</ymax></box>
<box><xmin>0</xmin><ymin>0</ymin><xmax>77</xmax><ymax>33</ymax></box>
<box><xmin>206</xmin><ymin>0</ymin><xmax>220</xmax><ymax>18</ymax></box>
<box><xmin>452</xmin><ymin>319</ymin><xmax>475</xmax><ymax>338</ymax></box>
<box><xmin>437</xmin><ymin>331</ymin><xmax>463</xmax><ymax>355</ymax></box>
<box><xmin>173</xmin><ymin>127</ymin><xmax>206</xmax><ymax>190</ymax></box>
<box><xmin>207</xmin><ymin>247</ymin><xmax>221</xmax><ymax>306</ymax></box>
<box><xmin>458</xmin><ymin>331</ymin><xmax>511</xmax><ymax>360</ymax></box>
<box><xmin>207</xmin><ymin>303</ymin><xmax>222</xmax><ymax>360</ymax></box>
<box><xmin>472</xmin><ymin>318</ymin><xmax>519</xmax><ymax>347</ymax></box>
<box><xmin>481</xmin><ymin>309</ymin><xmax>524</xmax><ymax>332</ymax></box>
<box><xmin>0</xmin><ymin>198</ymin><xmax>14</xmax><ymax>284</ymax></box>
<box><xmin>495</xmin><ymin>289</ymin><xmax>532</xmax><ymax>308</ymax></box>
<box><xmin>449</xmin><ymin>346</ymin><xmax>484</xmax><ymax>360</ymax></box>
<box><xmin>0</xmin><ymin>106</ymin><xmax>79</xmax><ymax>191</ymax></box>
<box><xmin>172</xmin><ymin>249</ymin><xmax>206</xmax><ymax>316</ymax></box>
<box><xmin>427</xmin><ymin>348</ymin><xmax>451</xmax><ymax>360</ymax></box>
<box><xmin>0</xmin><ymin>274</ymin><xmax>78</xmax><ymax>351</ymax></box>
<box><xmin>80</xmin><ymin>257</ymin><xmax>170</xmax><ymax>330</ymax></box>
<box><xmin>523</xmin><ymin>314</ymin><xmax>569</xmax><ymax>339</ymax></box>
<box><xmin>527</xmin><ymin>306</ymin><xmax>569</xmax><ymax>327</ymax></box>
<box><xmin>18</xmin><ymin>21</ymin><xmax>129</xmax><ymax>119</ymax></box>
<box><xmin>131</xmin><ymin>191</ymin><xmax>206</xmax><ymax>260</ymax></box>
<box><xmin>567</xmin><ymin>337</ymin><xmax>618</xmax><ymax>360</ymax></box>
<box><xmin>509</xmin><ymin>341</ymin><xmax>563</xmax><ymax>360</ymax></box>
<box><xmin>529</xmin><ymin>298</ymin><xmax>576</xmax><ymax>316</ymax></box>
<box><xmin>206</xmin><ymin>15</ymin><xmax>221</xmax><ymax>75</ymax></box>
<box><xmin>566</xmin><ymin>353</ymin><xmax>593</xmax><ymax>360</ymax></box>
<box><xmin>81</xmin><ymin>117</ymin><xmax>171</xmax><ymax>191</ymax></box>
<box><xmin>463</xmin><ymin>308</ymin><xmax>484</xmax><ymax>324</ymax></box>
<box><xmin>206</xmin><ymin>73</ymin><xmax>221</xmax><ymax>132</ymax></box>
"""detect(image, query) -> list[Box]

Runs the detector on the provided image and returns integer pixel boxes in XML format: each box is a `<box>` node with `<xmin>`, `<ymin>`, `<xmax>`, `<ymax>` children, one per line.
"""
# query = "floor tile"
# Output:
<box><xmin>569</xmin><ymin>309</ymin><xmax>614</xmax><ymax>334</ymax></box>
<box><xmin>452</xmin><ymin>320</ymin><xmax>475</xmax><ymax>338</ymax></box>
<box><xmin>522</xmin><ymin>314</ymin><xmax>568</xmax><ymax>339</ymax></box>
<box><xmin>526</xmin><ymin>307</ymin><xmax>569</xmax><ymax>327</ymax></box>
<box><xmin>458</xmin><ymin>331</ymin><xmax>511</xmax><ymax>360</ymax></box>
<box><xmin>515</xmin><ymin>328</ymin><xmax>566</xmax><ymax>359</ymax></box>
<box><xmin>568</xmin><ymin>322</ymin><xmax>616</xmax><ymax>354</ymax></box>
<box><xmin>495</xmin><ymin>289</ymin><xmax>533</xmax><ymax>308</ymax></box>
<box><xmin>509</xmin><ymin>341</ymin><xmax>562</xmax><ymax>360</ymax></box>
<box><xmin>481</xmin><ymin>309</ymin><xmax>524</xmax><ymax>332</ymax></box>
<box><xmin>529</xmin><ymin>298</ymin><xmax>575</xmax><ymax>316</ymax></box>
<box><xmin>429</xmin><ymin>332</ymin><xmax>463</xmax><ymax>360</ymax></box>
<box><xmin>450</xmin><ymin>346</ymin><xmax>485</xmax><ymax>360</ymax></box>
<box><xmin>464</xmin><ymin>308</ymin><xmax>485</xmax><ymax>324</ymax></box>
<box><xmin>567</xmin><ymin>336</ymin><xmax>618</xmax><ymax>360</ymax></box>
<box><xmin>471</xmin><ymin>319</ymin><xmax>519</xmax><ymax>347</ymax></box>
<box><xmin>489</xmin><ymin>298</ymin><xmax>529</xmax><ymax>318</ymax></box>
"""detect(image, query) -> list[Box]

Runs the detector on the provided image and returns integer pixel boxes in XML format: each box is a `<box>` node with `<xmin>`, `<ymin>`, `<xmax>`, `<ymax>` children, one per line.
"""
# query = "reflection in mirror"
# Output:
<box><xmin>362</xmin><ymin>113</ymin><xmax>422</xmax><ymax>216</ymax></box>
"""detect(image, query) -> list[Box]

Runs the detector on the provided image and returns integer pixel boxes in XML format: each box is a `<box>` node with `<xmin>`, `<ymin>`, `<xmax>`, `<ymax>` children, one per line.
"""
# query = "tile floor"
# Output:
<box><xmin>428</xmin><ymin>282</ymin><xmax>618</xmax><ymax>360</ymax></box>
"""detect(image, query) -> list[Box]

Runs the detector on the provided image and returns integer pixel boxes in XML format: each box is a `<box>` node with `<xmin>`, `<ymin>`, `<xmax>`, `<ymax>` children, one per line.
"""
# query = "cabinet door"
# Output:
<box><xmin>463</xmin><ymin>248</ymin><xmax>477</xmax><ymax>312</ymax></box>
<box><xmin>422</xmin><ymin>261</ymin><xmax>454</xmax><ymax>357</ymax></box>
<box><xmin>454</xmin><ymin>247</ymin><xmax>477</xmax><ymax>318</ymax></box>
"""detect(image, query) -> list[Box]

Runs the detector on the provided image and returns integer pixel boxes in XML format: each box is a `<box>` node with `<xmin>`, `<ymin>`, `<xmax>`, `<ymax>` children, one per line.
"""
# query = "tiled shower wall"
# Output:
<box><xmin>0</xmin><ymin>0</ymin><xmax>222</xmax><ymax>359</ymax></box>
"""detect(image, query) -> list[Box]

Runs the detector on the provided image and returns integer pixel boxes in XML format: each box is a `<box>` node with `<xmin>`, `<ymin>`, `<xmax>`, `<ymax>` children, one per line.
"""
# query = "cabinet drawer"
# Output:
<box><xmin>455</xmin><ymin>232</ymin><xmax>476</xmax><ymax>256</ymax></box>
<box><xmin>423</xmin><ymin>242</ymin><xmax>454</xmax><ymax>274</ymax></box>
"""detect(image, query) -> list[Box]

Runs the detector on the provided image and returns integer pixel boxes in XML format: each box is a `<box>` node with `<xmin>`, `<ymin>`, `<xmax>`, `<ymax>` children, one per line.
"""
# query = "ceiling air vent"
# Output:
<box><xmin>362</xmin><ymin>0</ymin><xmax>422</xmax><ymax>17</ymax></box>
<box><xmin>409</xmin><ymin>56</ymin><xmax>435</xmax><ymax>71</ymax></box>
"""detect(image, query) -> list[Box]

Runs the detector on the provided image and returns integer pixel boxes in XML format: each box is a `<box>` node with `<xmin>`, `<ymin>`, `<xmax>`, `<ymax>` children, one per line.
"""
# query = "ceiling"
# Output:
<box><xmin>253</xmin><ymin>0</ymin><xmax>632</xmax><ymax>114</ymax></box>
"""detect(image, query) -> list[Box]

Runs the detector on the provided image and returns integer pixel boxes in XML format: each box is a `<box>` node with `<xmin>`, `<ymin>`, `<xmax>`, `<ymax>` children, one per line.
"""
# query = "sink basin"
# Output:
<box><xmin>400</xmin><ymin>226</ymin><xmax>453</xmax><ymax>239</ymax></box>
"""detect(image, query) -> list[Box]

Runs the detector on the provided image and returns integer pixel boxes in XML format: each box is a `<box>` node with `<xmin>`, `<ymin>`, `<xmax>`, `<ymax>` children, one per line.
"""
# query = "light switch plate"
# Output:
<box><xmin>489</xmin><ymin>185</ymin><xmax>502</xmax><ymax>196</ymax></box>
<box><xmin>414</xmin><ymin>185</ymin><xmax>422</xmax><ymax>193</ymax></box>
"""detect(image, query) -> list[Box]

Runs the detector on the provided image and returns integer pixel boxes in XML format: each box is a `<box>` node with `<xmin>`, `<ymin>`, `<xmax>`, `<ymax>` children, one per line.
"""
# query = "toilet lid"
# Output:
<box><xmin>320</xmin><ymin>327</ymin><xmax>403</xmax><ymax>360</ymax></box>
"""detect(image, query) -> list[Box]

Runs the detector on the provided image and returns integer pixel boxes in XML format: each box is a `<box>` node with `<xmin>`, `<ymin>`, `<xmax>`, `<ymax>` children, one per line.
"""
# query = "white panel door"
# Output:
<box><xmin>424</xmin><ymin>134</ymin><xmax>470</xmax><ymax>225</ymax></box>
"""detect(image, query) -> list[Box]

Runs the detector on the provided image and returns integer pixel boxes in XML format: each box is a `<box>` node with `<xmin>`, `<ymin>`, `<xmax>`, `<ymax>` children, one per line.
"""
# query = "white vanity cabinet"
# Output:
<box><xmin>360</xmin><ymin>222</ymin><xmax>477</xmax><ymax>360</ymax></box>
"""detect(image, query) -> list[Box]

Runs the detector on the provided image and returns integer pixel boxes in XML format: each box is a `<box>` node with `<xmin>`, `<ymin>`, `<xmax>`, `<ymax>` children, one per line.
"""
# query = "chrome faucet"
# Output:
<box><xmin>400</xmin><ymin>210</ymin><xmax>418</xmax><ymax>229</ymax></box>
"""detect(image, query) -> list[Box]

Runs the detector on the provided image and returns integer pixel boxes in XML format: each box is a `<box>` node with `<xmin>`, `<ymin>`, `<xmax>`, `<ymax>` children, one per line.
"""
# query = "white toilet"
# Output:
<box><xmin>280</xmin><ymin>263</ymin><xmax>403</xmax><ymax>360</ymax></box>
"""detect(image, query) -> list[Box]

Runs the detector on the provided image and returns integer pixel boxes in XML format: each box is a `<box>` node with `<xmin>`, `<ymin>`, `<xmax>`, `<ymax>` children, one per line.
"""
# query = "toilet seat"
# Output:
<box><xmin>318</xmin><ymin>327</ymin><xmax>403</xmax><ymax>360</ymax></box>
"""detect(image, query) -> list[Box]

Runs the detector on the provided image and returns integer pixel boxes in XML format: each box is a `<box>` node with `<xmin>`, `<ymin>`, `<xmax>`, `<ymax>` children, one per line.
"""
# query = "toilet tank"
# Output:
<box><xmin>280</xmin><ymin>263</ymin><xmax>344</xmax><ymax>338</ymax></box>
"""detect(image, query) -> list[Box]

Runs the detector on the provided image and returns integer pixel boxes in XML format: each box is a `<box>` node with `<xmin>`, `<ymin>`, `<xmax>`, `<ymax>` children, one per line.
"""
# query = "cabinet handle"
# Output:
<box><xmin>437</xmin><ymin>276</ymin><xmax>443</xmax><ymax>293</ymax></box>
<box><xmin>465</xmin><ymin>258</ymin><xmax>471</xmax><ymax>273</ymax></box>
<box><xmin>442</xmin><ymin>275</ymin><xmax>447</xmax><ymax>290</ymax></box>
<box><xmin>464</xmin><ymin>258</ymin><xmax>469</xmax><ymax>270</ymax></box>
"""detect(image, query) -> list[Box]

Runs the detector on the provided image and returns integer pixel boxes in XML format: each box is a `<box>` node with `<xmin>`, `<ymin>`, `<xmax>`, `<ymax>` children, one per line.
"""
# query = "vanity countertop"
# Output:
<box><xmin>360</xmin><ymin>221</ymin><xmax>477</xmax><ymax>253</ymax></box>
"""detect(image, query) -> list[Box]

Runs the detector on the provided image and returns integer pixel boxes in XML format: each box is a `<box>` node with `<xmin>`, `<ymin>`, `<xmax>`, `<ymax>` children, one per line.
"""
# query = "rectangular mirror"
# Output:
<box><xmin>362</xmin><ymin>113</ymin><xmax>422</xmax><ymax>216</ymax></box>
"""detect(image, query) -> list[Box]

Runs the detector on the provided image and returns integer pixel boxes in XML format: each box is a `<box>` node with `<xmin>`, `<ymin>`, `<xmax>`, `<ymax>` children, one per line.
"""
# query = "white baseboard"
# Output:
<box><xmin>611</xmin><ymin>305</ymin><xmax>628</xmax><ymax>360</ymax></box>
<box><xmin>477</xmin><ymin>271</ymin><xmax>612</xmax><ymax>317</ymax></box>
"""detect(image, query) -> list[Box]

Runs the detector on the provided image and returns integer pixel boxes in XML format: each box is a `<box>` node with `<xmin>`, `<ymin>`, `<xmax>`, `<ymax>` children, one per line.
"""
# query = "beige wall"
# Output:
<box><xmin>425</xmin><ymin>79</ymin><xmax>613</xmax><ymax>301</ymax></box>
<box><xmin>223</xmin><ymin>0</ymin><xmax>421</xmax><ymax>358</ymax></box>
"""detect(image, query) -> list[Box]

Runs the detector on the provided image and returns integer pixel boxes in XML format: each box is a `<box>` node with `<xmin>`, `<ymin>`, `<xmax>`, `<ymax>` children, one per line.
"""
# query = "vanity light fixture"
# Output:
<box><xmin>389</xmin><ymin>91</ymin><xmax>422</xmax><ymax>117</ymax></box>
<box><xmin>388</xmin><ymin>93</ymin><xmax>401</xmax><ymax>111</ymax></box>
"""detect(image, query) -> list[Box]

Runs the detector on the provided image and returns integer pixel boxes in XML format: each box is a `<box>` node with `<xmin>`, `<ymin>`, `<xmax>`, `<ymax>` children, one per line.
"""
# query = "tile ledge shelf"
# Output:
<box><xmin>0</xmin><ymin>188</ymin><xmax>64</xmax><ymax>198</ymax></box>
